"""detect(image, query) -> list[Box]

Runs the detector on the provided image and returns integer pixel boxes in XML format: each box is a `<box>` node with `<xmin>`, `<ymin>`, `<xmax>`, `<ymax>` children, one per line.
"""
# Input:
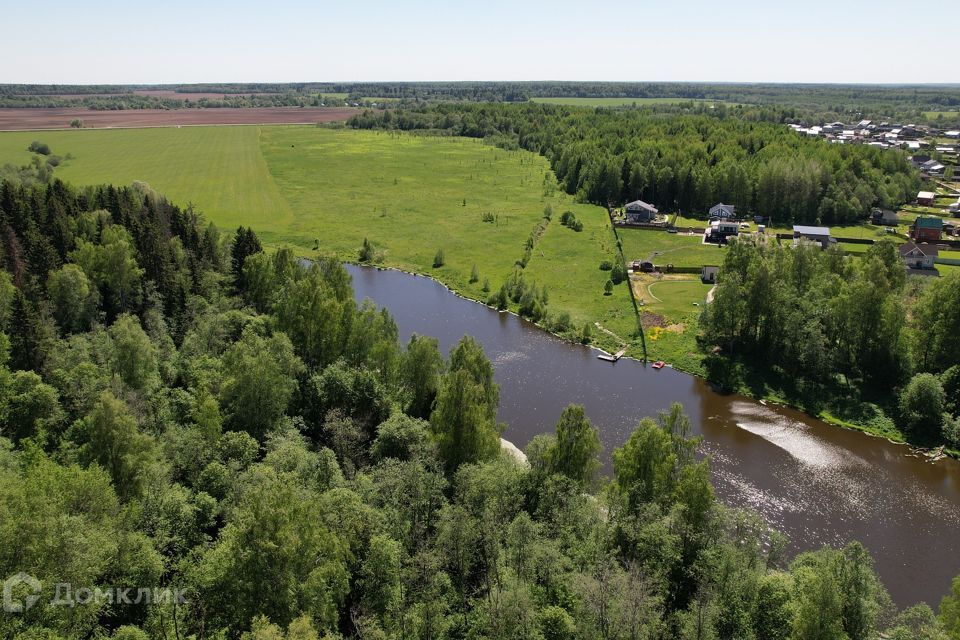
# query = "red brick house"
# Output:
<box><xmin>911</xmin><ymin>216</ymin><xmax>943</xmax><ymax>243</ymax></box>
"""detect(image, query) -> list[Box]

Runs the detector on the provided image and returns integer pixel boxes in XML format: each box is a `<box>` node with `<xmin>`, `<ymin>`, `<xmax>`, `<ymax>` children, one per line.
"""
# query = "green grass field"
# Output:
<box><xmin>618</xmin><ymin>229</ymin><xmax>727</xmax><ymax>267</ymax></box>
<box><xmin>0</xmin><ymin>125</ymin><xmax>636</xmax><ymax>354</ymax></box>
<box><xmin>0</xmin><ymin>126</ymin><xmax>293</xmax><ymax>232</ymax></box>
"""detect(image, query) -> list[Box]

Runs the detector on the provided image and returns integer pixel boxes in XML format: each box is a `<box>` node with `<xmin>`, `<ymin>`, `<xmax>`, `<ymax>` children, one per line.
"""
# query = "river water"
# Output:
<box><xmin>346</xmin><ymin>264</ymin><xmax>960</xmax><ymax>607</ymax></box>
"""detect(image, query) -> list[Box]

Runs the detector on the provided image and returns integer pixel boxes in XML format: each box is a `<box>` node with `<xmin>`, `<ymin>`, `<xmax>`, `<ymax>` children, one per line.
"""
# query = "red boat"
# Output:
<box><xmin>652</xmin><ymin>360</ymin><xmax>666</xmax><ymax>369</ymax></box>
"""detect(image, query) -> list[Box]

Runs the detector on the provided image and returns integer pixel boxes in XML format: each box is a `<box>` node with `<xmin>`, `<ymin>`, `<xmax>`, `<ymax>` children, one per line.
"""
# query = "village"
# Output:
<box><xmin>787</xmin><ymin>119</ymin><xmax>960</xmax><ymax>167</ymax></box>
<box><xmin>607</xmin><ymin>166</ymin><xmax>960</xmax><ymax>360</ymax></box>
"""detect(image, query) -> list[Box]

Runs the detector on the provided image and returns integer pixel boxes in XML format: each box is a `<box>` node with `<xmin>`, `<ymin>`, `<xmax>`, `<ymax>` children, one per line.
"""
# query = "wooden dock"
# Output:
<box><xmin>598</xmin><ymin>348</ymin><xmax>627</xmax><ymax>362</ymax></box>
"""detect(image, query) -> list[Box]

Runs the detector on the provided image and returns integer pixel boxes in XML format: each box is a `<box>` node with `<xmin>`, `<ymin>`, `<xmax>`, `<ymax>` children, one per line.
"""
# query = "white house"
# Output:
<box><xmin>900</xmin><ymin>242</ymin><xmax>939</xmax><ymax>271</ymax></box>
<box><xmin>701</xmin><ymin>265</ymin><xmax>719</xmax><ymax>284</ymax></box>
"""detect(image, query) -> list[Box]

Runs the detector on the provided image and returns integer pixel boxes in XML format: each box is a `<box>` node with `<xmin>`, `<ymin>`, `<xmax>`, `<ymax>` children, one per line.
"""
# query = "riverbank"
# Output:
<box><xmin>333</xmin><ymin>255</ymin><xmax>956</xmax><ymax>462</ymax></box>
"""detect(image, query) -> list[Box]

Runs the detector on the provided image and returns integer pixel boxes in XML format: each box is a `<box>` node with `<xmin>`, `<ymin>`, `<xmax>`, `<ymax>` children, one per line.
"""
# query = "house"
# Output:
<box><xmin>917</xmin><ymin>191</ymin><xmax>936</xmax><ymax>206</ymax></box>
<box><xmin>701</xmin><ymin>265</ymin><xmax>719</xmax><ymax>284</ymax></box>
<box><xmin>624</xmin><ymin>200</ymin><xmax>659</xmax><ymax>224</ymax></box>
<box><xmin>946</xmin><ymin>131</ymin><xmax>960</xmax><ymax>139</ymax></box>
<box><xmin>793</xmin><ymin>225</ymin><xmax>834</xmax><ymax>249</ymax></box>
<box><xmin>706</xmin><ymin>220</ymin><xmax>739</xmax><ymax>243</ymax></box>
<box><xmin>709</xmin><ymin>203</ymin><xmax>736</xmax><ymax>220</ymax></box>
<box><xmin>900</xmin><ymin>242</ymin><xmax>939</xmax><ymax>271</ymax></box>
<box><xmin>911</xmin><ymin>216</ymin><xmax>943</xmax><ymax>242</ymax></box>
<box><xmin>871</xmin><ymin>208</ymin><xmax>899</xmax><ymax>226</ymax></box>
<box><xmin>921</xmin><ymin>160</ymin><xmax>945</xmax><ymax>177</ymax></box>
<box><xmin>910</xmin><ymin>155</ymin><xmax>932</xmax><ymax>169</ymax></box>
<box><xmin>948</xmin><ymin>198</ymin><xmax>960</xmax><ymax>215</ymax></box>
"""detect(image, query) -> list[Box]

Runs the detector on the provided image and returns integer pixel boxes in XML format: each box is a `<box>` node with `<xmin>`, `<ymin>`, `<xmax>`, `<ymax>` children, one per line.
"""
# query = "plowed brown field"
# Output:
<box><xmin>0</xmin><ymin>107</ymin><xmax>358</xmax><ymax>130</ymax></box>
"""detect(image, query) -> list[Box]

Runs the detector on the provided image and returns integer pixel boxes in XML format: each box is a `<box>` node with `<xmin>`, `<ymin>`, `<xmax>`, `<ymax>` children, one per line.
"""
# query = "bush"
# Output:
<box><xmin>470</xmin><ymin>264</ymin><xmax>479</xmax><ymax>283</ymax></box>
<box><xmin>599</xmin><ymin>260</ymin><xmax>613</xmax><ymax>271</ymax></box>
<box><xmin>611</xmin><ymin>262</ymin><xmax>626</xmax><ymax>284</ymax></box>
<box><xmin>358</xmin><ymin>238</ymin><xmax>374</xmax><ymax>262</ymax></box>
<box><xmin>69</xmin><ymin>119</ymin><xmax>83</xmax><ymax>128</ymax></box>
<box><xmin>433</xmin><ymin>248</ymin><xmax>445</xmax><ymax>268</ymax></box>
<box><xmin>580</xmin><ymin>322</ymin><xmax>592</xmax><ymax>344</ymax></box>
<box><xmin>28</xmin><ymin>141</ymin><xmax>51</xmax><ymax>155</ymax></box>
<box><xmin>603</xmin><ymin>279</ymin><xmax>614</xmax><ymax>295</ymax></box>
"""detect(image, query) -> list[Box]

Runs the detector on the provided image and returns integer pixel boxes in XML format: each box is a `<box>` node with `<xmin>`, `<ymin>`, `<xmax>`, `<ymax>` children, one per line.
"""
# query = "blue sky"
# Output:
<box><xmin>1</xmin><ymin>0</ymin><xmax>941</xmax><ymax>84</ymax></box>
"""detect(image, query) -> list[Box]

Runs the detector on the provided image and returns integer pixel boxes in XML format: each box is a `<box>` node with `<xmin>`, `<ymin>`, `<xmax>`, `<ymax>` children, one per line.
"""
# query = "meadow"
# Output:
<box><xmin>0</xmin><ymin>125</ymin><xmax>636</xmax><ymax>355</ymax></box>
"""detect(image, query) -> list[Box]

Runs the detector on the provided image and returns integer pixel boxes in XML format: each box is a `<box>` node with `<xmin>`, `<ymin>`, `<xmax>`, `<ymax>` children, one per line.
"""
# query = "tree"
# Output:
<box><xmin>221</xmin><ymin>329</ymin><xmax>304</xmax><ymax>440</ymax></box>
<box><xmin>433</xmin><ymin>248</ymin><xmax>445</xmax><ymax>268</ymax></box>
<box><xmin>72</xmin><ymin>391</ymin><xmax>156</xmax><ymax>499</ymax></box>
<box><xmin>430</xmin><ymin>336</ymin><xmax>501</xmax><ymax>472</ymax></box>
<box><xmin>192</xmin><ymin>466</ymin><xmax>349</xmax><ymax>633</ymax></box>
<box><xmin>545</xmin><ymin>404</ymin><xmax>601</xmax><ymax>487</ymax></box>
<box><xmin>401</xmin><ymin>334</ymin><xmax>445</xmax><ymax>419</ymax></box>
<box><xmin>231</xmin><ymin>226</ymin><xmax>263</xmax><ymax>290</ymax></box>
<box><xmin>47</xmin><ymin>263</ymin><xmax>98</xmax><ymax>332</ymax></box>
<box><xmin>69</xmin><ymin>225</ymin><xmax>144</xmax><ymax>316</ymax></box>
<box><xmin>470</xmin><ymin>264</ymin><xmax>480</xmax><ymax>283</ymax></box>
<box><xmin>272</xmin><ymin>266</ymin><xmax>355</xmax><ymax>368</ymax></box>
<box><xmin>899</xmin><ymin>373</ymin><xmax>945</xmax><ymax>438</ymax></box>
<box><xmin>359</xmin><ymin>237</ymin><xmax>375</xmax><ymax>262</ymax></box>
<box><xmin>604</xmin><ymin>279</ymin><xmax>613</xmax><ymax>295</ymax></box>
<box><xmin>108</xmin><ymin>314</ymin><xmax>159</xmax><ymax>392</ymax></box>
<box><xmin>940</xmin><ymin>575</ymin><xmax>960</xmax><ymax>638</ymax></box>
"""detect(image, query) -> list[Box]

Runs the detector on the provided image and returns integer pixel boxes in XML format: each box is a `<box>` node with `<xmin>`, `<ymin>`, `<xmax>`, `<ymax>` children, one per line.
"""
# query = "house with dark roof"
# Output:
<box><xmin>708</xmin><ymin>203</ymin><xmax>736</xmax><ymax>220</ymax></box>
<box><xmin>871</xmin><ymin>208</ymin><xmax>899</xmax><ymax>226</ymax></box>
<box><xmin>624</xmin><ymin>200</ymin><xmax>658</xmax><ymax>224</ymax></box>
<box><xmin>911</xmin><ymin>216</ymin><xmax>943</xmax><ymax>242</ymax></box>
<box><xmin>900</xmin><ymin>242</ymin><xmax>939</xmax><ymax>272</ymax></box>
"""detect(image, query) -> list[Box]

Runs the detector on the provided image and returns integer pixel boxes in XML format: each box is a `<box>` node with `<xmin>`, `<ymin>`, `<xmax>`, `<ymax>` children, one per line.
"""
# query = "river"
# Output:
<box><xmin>346</xmin><ymin>263</ymin><xmax>960</xmax><ymax>607</ymax></box>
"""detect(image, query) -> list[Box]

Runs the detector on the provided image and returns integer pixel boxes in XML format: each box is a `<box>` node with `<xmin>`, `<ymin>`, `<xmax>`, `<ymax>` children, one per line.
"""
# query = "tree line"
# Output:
<box><xmin>5</xmin><ymin>82</ymin><xmax>958</xmax><ymax>121</ymax></box>
<box><xmin>701</xmin><ymin>236</ymin><xmax>960</xmax><ymax>449</ymax></box>
<box><xmin>349</xmin><ymin>103</ymin><xmax>921</xmax><ymax>224</ymax></box>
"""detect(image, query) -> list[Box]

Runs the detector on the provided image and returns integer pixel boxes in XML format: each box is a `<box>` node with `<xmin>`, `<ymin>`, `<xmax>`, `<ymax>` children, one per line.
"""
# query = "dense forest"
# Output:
<box><xmin>700</xmin><ymin>237</ymin><xmax>960</xmax><ymax>449</ymax></box>
<box><xmin>349</xmin><ymin>103</ymin><xmax>921</xmax><ymax>224</ymax></box>
<box><xmin>4</xmin><ymin>175</ymin><xmax>960</xmax><ymax>639</ymax></box>
<box><xmin>3</xmin><ymin>82</ymin><xmax>959</xmax><ymax>123</ymax></box>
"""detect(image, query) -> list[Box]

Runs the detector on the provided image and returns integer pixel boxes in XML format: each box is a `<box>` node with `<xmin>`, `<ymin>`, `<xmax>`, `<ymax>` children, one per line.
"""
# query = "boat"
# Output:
<box><xmin>652</xmin><ymin>360</ymin><xmax>666</xmax><ymax>369</ymax></box>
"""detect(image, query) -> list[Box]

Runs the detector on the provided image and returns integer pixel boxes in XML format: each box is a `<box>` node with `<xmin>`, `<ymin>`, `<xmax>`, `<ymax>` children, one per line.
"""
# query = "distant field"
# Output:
<box><xmin>529</xmin><ymin>97</ymin><xmax>722</xmax><ymax>107</ymax></box>
<box><xmin>925</xmin><ymin>111</ymin><xmax>960</xmax><ymax>120</ymax></box>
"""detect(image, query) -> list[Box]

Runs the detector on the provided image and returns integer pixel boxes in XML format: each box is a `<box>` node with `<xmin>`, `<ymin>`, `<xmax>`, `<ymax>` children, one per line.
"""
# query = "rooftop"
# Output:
<box><xmin>793</xmin><ymin>225</ymin><xmax>831</xmax><ymax>236</ymax></box>
<box><xmin>915</xmin><ymin>216</ymin><xmax>944</xmax><ymax>229</ymax></box>
<box><xmin>900</xmin><ymin>242</ymin><xmax>939</xmax><ymax>258</ymax></box>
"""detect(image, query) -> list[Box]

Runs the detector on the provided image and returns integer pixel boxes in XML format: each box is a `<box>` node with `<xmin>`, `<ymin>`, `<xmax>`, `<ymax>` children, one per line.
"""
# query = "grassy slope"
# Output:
<box><xmin>522</xmin><ymin>203</ymin><xmax>636</xmax><ymax>345</ymax></box>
